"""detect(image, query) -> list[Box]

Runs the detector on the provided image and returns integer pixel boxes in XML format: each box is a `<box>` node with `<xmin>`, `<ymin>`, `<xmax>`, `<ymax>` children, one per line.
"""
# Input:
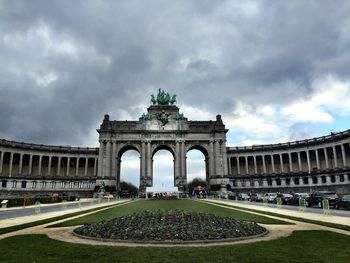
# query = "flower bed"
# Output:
<box><xmin>74</xmin><ymin>210</ymin><xmax>266</xmax><ymax>242</ymax></box>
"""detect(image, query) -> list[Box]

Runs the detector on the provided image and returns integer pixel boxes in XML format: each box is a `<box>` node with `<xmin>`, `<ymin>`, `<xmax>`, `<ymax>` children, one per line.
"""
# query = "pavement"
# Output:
<box><xmin>202</xmin><ymin>199</ymin><xmax>350</xmax><ymax>226</ymax></box>
<box><xmin>0</xmin><ymin>199</ymin><xmax>131</xmax><ymax>228</ymax></box>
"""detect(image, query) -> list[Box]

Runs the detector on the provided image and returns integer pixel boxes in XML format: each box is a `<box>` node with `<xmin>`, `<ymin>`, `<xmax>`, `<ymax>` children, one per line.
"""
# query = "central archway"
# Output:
<box><xmin>151</xmin><ymin>145</ymin><xmax>175</xmax><ymax>191</ymax></box>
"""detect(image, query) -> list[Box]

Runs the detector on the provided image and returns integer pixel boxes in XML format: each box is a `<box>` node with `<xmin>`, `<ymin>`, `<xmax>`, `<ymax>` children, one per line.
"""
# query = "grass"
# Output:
<box><xmin>204</xmin><ymin>200</ymin><xmax>350</xmax><ymax>232</ymax></box>
<box><xmin>0</xmin><ymin>201</ymin><xmax>132</xmax><ymax>235</ymax></box>
<box><xmin>0</xmin><ymin>231</ymin><xmax>349</xmax><ymax>262</ymax></box>
<box><xmin>51</xmin><ymin>199</ymin><xmax>289</xmax><ymax>227</ymax></box>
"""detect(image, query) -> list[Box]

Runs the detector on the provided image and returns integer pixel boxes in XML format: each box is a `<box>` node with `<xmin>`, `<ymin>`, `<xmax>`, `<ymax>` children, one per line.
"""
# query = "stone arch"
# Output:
<box><xmin>152</xmin><ymin>144</ymin><xmax>175</xmax><ymax>158</ymax></box>
<box><xmin>186</xmin><ymin>144</ymin><xmax>210</xmax><ymax>184</ymax></box>
<box><xmin>116</xmin><ymin>144</ymin><xmax>141</xmax><ymax>192</ymax></box>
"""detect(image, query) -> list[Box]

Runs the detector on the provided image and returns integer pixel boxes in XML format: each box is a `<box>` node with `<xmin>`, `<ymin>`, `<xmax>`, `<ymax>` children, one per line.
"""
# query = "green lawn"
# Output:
<box><xmin>51</xmin><ymin>199</ymin><xmax>289</xmax><ymax>227</ymax></box>
<box><xmin>0</xmin><ymin>231</ymin><xmax>349</xmax><ymax>263</ymax></box>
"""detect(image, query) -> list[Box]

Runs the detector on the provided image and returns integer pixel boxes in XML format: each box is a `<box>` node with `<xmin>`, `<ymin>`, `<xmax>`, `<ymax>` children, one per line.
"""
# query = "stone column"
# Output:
<box><xmin>97</xmin><ymin>141</ymin><xmax>104</xmax><ymax>178</ymax></box>
<box><xmin>66</xmin><ymin>157</ymin><xmax>70</xmax><ymax>176</ymax></box>
<box><xmin>111</xmin><ymin>142</ymin><xmax>117</xmax><ymax>178</ymax></box>
<box><xmin>315</xmin><ymin>149</ymin><xmax>320</xmax><ymax>170</ymax></box>
<box><xmin>245</xmin><ymin>156</ymin><xmax>249</xmax><ymax>175</ymax></box>
<box><xmin>84</xmin><ymin>157</ymin><xmax>89</xmax><ymax>176</ymax></box>
<box><xmin>271</xmin><ymin>155</ymin><xmax>275</xmax><ymax>173</ymax></box>
<box><xmin>9</xmin><ymin>152</ymin><xmax>13</xmax><ymax>176</ymax></box>
<box><xmin>332</xmin><ymin>146</ymin><xmax>338</xmax><ymax>168</ymax></box>
<box><xmin>341</xmin><ymin>144</ymin><xmax>346</xmax><ymax>167</ymax></box>
<box><xmin>140</xmin><ymin>141</ymin><xmax>146</xmax><ymax>179</ymax></box>
<box><xmin>228</xmin><ymin>157</ymin><xmax>232</xmax><ymax>175</ymax></box>
<box><xmin>306</xmin><ymin>150</ymin><xmax>311</xmax><ymax>173</ymax></box>
<box><xmin>236</xmin><ymin>157</ymin><xmax>241</xmax><ymax>175</ymax></box>
<box><xmin>214</xmin><ymin>140</ymin><xmax>221</xmax><ymax>176</ymax></box>
<box><xmin>175</xmin><ymin>141</ymin><xmax>180</xmax><ymax>179</ymax></box>
<box><xmin>262</xmin><ymin>155</ymin><xmax>266</xmax><ymax>174</ymax></box>
<box><xmin>181</xmin><ymin>141</ymin><xmax>186</xmax><ymax>178</ymax></box>
<box><xmin>297</xmin><ymin>152</ymin><xmax>302</xmax><ymax>171</ymax></box>
<box><xmin>288</xmin><ymin>152</ymin><xmax>293</xmax><ymax>172</ymax></box>
<box><xmin>116</xmin><ymin>157</ymin><xmax>121</xmax><ymax>190</ymax></box>
<box><xmin>279</xmin><ymin>154</ymin><xmax>284</xmax><ymax>172</ymax></box>
<box><xmin>146</xmin><ymin>142</ymin><xmax>152</xmax><ymax>178</ymax></box>
<box><xmin>57</xmin><ymin>156</ymin><xmax>61</xmax><ymax>176</ymax></box>
<box><xmin>19</xmin><ymin>153</ymin><xmax>23</xmax><ymax>175</ymax></box>
<box><xmin>48</xmin><ymin>156</ymin><xmax>52</xmax><ymax>175</ymax></box>
<box><xmin>209</xmin><ymin>140</ymin><xmax>215</xmax><ymax>176</ymax></box>
<box><xmin>222</xmin><ymin>140</ymin><xmax>228</xmax><ymax>175</ymax></box>
<box><xmin>253</xmin><ymin>155</ymin><xmax>257</xmax><ymax>174</ymax></box>
<box><xmin>38</xmin><ymin>155</ymin><xmax>42</xmax><ymax>176</ymax></box>
<box><xmin>28</xmin><ymin>155</ymin><xmax>33</xmax><ymax>175</ymax></box>
<box><xmin>324</xmin><ymin>148</ymin><xmax>329</xmax><ymax>169</ymax></box>
<box><xmin>105</xmin><ymin>141</ymin><xmax>112</xmax><ymax>178</ymax></box>
<box><xmin>75</xmin><ymin>158</ymin><xmax>80</xmax><ymax>176</ymax></box>
<box><xmin>94</xmin><ymin>158</ymin><xmax>98</xmax><ymax>177</ymax></box>
<box><xmin>0</xmin><ymin>151</ymin><xmax>3</xmax><ymax>173</ymax></box>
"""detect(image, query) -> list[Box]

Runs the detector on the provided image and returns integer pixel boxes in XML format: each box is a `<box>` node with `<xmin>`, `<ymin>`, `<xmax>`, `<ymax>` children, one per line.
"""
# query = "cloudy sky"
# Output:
<box><xmin>1</xmin><ymin>1</ymin><xmax>350</xmax><ymax>189</ymax></box>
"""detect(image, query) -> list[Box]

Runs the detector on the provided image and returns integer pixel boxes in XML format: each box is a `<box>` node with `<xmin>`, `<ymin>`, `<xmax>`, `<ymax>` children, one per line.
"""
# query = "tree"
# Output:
<box><xmin>120</xmin><ymin>181</ymin><xmax>138</xmax><ymax>197</ymax></box>
<box><xmin>187</xmin><ymin>178</ymin><xmax>207</xmax><ymax>194</ymax></box>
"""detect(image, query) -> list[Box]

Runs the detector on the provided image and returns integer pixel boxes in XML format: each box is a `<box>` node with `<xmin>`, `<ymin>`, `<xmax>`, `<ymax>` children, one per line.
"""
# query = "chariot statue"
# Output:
<box><xmin>150</xmin><ymin>89</ymin><xmax>177</xmax><ymax>105</ymax></box>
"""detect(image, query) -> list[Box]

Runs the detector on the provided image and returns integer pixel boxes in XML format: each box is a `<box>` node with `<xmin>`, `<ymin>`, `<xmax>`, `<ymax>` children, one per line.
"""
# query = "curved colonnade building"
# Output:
<box><xmin>227</xmin><ymin>130</ymin><xmax>350</xmax><ymax>193</ymax></box>
<box><xmin>0</xmin><ymin>93</ymin><xmax>349</xmax><ymax>197</ymax></box>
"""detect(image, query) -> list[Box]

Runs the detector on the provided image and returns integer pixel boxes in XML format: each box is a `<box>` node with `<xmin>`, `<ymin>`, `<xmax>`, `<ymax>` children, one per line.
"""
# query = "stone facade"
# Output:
<box><xmin>1</xmin><ymin>97</ymin><xmax>350</xmax><ymax>197</ymax></box>
<box><xmin>96</xmin><ymin>105</ymin><xmax>228</xmax><ymax>193</ymax></box>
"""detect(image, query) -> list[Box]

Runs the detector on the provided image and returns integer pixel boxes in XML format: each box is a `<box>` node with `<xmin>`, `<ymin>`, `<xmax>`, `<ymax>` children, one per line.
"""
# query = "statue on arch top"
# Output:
<box><xmin>150</xmin><ymin>89</ymin><xmax>177</xmax><ymax>105</ymax></box>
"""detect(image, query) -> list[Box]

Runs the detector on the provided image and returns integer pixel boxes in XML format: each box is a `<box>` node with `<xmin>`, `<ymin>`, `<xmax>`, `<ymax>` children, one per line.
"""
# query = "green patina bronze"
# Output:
<box><xmin>150</xmin><ymin>89</ymin><xmax>176</xmax><ymax>105</ymax></box>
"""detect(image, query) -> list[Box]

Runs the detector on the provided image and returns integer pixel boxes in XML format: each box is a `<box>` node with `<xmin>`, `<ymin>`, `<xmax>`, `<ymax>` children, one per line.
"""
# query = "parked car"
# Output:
<box><xmin>275</xmin><ymin>193</ymin><xmax>293</xmax><ymax>205</ymax></box>
<box><xmin>264</xmin><ymin>193</ymin><xmax>277</xmax><ymax>203</ymax></box>
<box><xmin>228</xmin><ymin>192</ymin><xmax>236</xmax><ymax>200</ymax></box>
<box><xmin>237</xmin><ymin>193</ymin><xmax>250</xmax><ymax>201</ymax></box>
<box><xmin>219</xmin><ymin>192</ymin><xmax>228</xmax><ymax>199</ymax></box>
<box><xmin>288</xmin><ymin>193</ymin><xmax>310</xmax><ymax>206</ymax></box>
<box><xmin>307</xmin><ymin>191</ymin><xmax>338</xmax><ymax>208</ymax></box>
<box><xmin>250</xmin><ymin>193</ymin><xmax>263</xmax><ymax>202</ymax></box>
<box><xmin>335</xmin><ymin>195</ymin><xmax>350</xmax><ymax>210</ymax></box>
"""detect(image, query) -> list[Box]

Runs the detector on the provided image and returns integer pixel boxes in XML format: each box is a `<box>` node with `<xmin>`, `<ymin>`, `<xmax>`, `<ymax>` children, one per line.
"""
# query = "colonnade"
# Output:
<box><xmin>0</xmin><ymin>150</ymin><xmax>98</xmax><ymax>178</ymax></box>
<box><xmin>228</xmin><ymin>143</ymin><xmax>350</xmax><ymax>176</ymax></box>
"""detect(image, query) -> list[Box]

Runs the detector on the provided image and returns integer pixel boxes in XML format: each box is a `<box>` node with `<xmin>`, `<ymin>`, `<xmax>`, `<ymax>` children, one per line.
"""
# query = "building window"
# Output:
<box><xmin>312</xmin><ymin>177</ymin><xmax>318</xmax><ymax>184</ymax></box>
<box><xmin>51</xmin><ymin>181</ymin><xmax>56</xmax><ymax>189</ymax></box>
<box><xmin>70</xmin><ymin>182</ymin><xmax>74</xmax><ymax>189</ymax></box>
<box><xmin>303</xmin><ymin>177</ymin><xmax>309</xmax><ymax>185</ymax></box>
<box><xmin>276</xmin><ymin>178</ymin><xmax>281</xmax><ymax>186</ymax></box>
<box><xmin>32</xmin><ymin>181</ymin><xmax>37</xmax><ymax>189</ymax></box>
<box><xmin>330</xmin><ymin>175</ymin><xmax>336</xmax><ymax>183</ymax></box>
<box><xmin>321</xmin><ymin>176</ymin><xmax>326</xmax><ymax>184</ymax></box>
<box><xmin>42</xmin><ymin>181</ymin><xmax>47</xmax><ymax>189</ymax></box>
<box><xmin>1</xmin><ymin>180</ymin><xmax>7</xmax><ymax>188</ymax></box>
<box><xmin>285</xmin><ymin>178</ymin><xmax>290</xmax><ymax>185</ymax></box>
<box><xmin>12</xmin><ymin>180</ymin><xmax>17</xmax><ymax>188</ymax></box>
<box><xmin>61</xmin><ymin>181</ymin><xmax>65</xmax><ymax>189</ymax></box>
<box><xmin>267</xmin><ymin>178</ymin><xmax>272</xmax><ymax>186</ymax></box>
<box><xmin>294</xmin><ymin>178</ymin><xmax>299</xmax><ymax>185</ymax></box>
<box><xmin>21</xmin><ymin>181</ymin><xmax>27</xmax><ymax>188</ymax></box>
<box><xmin>339</xmin><ymin>174</ymin><xmax>344</xmax><ymax>182</ymax></box>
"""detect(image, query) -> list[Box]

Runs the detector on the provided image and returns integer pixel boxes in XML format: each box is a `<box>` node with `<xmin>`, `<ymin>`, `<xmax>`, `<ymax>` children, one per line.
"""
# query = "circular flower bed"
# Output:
<box><xmin>74</xmin><ymin>210</ymin><xmax>266</xmax><ymax>243</ymax></box>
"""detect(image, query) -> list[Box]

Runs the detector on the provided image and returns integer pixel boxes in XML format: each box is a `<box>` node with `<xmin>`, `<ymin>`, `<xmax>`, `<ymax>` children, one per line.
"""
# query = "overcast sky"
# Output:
<box><xmin>1</xmin><ymin>1</ymin><xmax>350</xmax><ymax>189</ymax></box>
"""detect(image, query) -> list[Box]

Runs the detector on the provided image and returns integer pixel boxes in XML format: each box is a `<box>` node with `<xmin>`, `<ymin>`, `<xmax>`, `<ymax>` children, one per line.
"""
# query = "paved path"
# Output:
<box><xmin>0</xmin><ymin>199</ymin><xmax>131</xmax><ymax>228</ymax></box>
<box><xmin>202</xmin><ymin>199</ymin><xmax>350</xmax><ymax>226</ymax></box>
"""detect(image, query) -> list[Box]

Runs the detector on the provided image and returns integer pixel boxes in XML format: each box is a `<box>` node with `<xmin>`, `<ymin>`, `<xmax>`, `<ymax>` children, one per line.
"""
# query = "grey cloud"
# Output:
<box><xmin>1</xmin><ymin>0</ymin><xmax>350</xmax><ymax>146</ymax></box>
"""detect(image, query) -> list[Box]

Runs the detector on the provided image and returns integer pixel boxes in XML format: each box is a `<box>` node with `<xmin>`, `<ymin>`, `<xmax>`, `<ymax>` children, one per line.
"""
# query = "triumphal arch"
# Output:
<box><xmin>97</xmin><ymin>89</ymin><xmax>229</xmax><ymax>192</ymax></box>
